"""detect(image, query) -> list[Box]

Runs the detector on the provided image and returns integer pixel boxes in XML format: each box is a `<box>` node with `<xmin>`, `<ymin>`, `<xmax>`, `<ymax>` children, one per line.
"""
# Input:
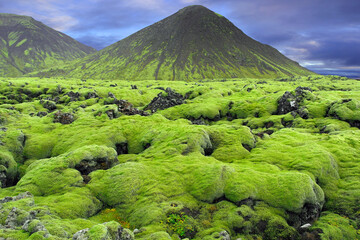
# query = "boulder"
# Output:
<box><xmin>144</xmin><ymin>88</ymin><xmax>184</xmax><ymax>112</ymax></box>
<box><xmin>54</xmin><ymin>111</ymin><xmax>74</xmax><ymax>124</ymax></box>
<box><xmin>277</xmin><ymin>86</ymin><xmax>312</xmax><ymax>118</ymax></box>
<box><xmin>116</xmin><ymin>100</ymin><xmax>149</xmax><ymax>116</ymax></box>
<box><xmin>67</xmin><ymin>91</ymin><xmax>81</xmax><ymax>101</ymax></box>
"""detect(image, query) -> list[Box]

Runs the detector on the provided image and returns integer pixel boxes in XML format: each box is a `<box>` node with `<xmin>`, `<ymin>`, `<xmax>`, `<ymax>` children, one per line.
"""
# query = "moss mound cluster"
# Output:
<box><xmin>0</xmin><ymin>75</ymin><xmax>359</xmax><ymax>239</ymax></box>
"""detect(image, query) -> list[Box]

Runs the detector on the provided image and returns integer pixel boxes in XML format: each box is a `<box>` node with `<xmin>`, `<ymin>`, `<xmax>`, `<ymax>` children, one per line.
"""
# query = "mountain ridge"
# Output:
<box><xmin>0</xmin><ymin>13</ymin><xmax>96</xmax><ymax>77</ymax></box>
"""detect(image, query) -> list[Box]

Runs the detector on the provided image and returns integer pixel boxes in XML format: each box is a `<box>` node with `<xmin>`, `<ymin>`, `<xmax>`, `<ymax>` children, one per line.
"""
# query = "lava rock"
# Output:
<box><xmin>42</xmin><ymin>100</ymin><xmax>57</xmax><ymax>112</ymax></box>
<box><xmin>277</xmin><ymin>91</ymin><xmax>298</xmax><ymax>115</ymax></box>
<box><xmin>116</xmin><ymin>100</ymin><xmax>149</xmax><ymax>116</ymax></box>
<box><xmin>67</xmin><ymin>91</ymin><xmax>81</xmax><ymax>101</ymax></box>
<box><xmin>0</xmin><ymin>167</ymin><xmax>7</xmax><ymax>188</ymax></box>
<box><xmin>5</xmin><ymin>207</ymin><xmax>36</xmax><ymax>229</ymax></box>
<box><xmin>277</xmin><ymin>86</ymin><xmax>312</xmax><ymax>118</ymax></box>
<box><xmin>108</xmin><ymin>92</ymin><xmax>116</xmax><ymax>98</ymax></box>
<box><xmin>106</xmin><ymin>109</ymin><xmax>116</xmax><ymax>120</ymax></box>
<box><xmin>36</xmin><ymin>111</ymin><xmax>47</xmax><ymax>117</ymax></box>
<box><xmin>22</xmin><ymin>219</ymin><xmax>49</xmax><ymax>237</ymax></box>
<box><xmin>85</xmin><ymin>92</ymin><xmax>98</xmax><ymax>99</ymax></box>
<box><xmin>144</xmin><ymin>88</ymin><xmax>184</xmax><ymax>112</ymax></box>
<box><xmin>54</xmin><ymin>111</ymin><xmax>74</xmax><ymax>124</ymax></box>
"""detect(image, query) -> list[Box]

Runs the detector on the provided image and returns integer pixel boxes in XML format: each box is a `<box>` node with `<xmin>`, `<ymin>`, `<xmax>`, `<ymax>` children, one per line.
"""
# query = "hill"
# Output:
<box><xmin>36</xmin><ymin>5</ymin><xmax>313</xmax><ymax>80</ymax></box>
<box><xmin>0</xmin><ymin>13</ymin><xmax>96</xmax><ymax>77</ymax></box>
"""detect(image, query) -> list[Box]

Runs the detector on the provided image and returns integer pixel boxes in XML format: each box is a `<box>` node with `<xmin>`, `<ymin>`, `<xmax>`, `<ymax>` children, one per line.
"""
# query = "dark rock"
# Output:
<box><xmin>131</xmin><ymin>85</ymin><xmax>137</xmax><ymax>89</ymax></box>
<box><xmin>300</xmin><ymin>229</ymin><xmax>323</xmax><ymax>240</ymax></box>
<box><xmin>287</xmin><ymin>203</ymin><xmax>322</xmax><ymax>229</ymax></box>
<box><xmin>0</xmin><ymin>168</ymin><xmax>6</xmax><ymax>188</ymax></box>
<box><xmin>54</xmin><ymin>111</ymin><xmax>74</xmax><ymax>124</ymax></box>
<box><xmin>281</xmin><ymin>118</ymin><xmax>294</xmax><ymax>128</ymax></box>
<box><xmin>36</xmin><ymin>112</ymin><xmax>47</xmax><ymax>117</ymax></box>
<box><xmin>106</xmin><ymin>110</ymin><xmax>116</xmax><ymax>120</ymax></box>
<box><xmin>264</xmin><ymin>121</ymin><xmax>274</xmax><ymax>128</ymax></box>
<box><xmin>277</xmin><ymin>87</ymin><xmax>312</xmax><ymax>118</ymax></box>
<box><xmin>115</xmin><ymin>142</ymin><xmax>128</xmax><ymax>155</ymax></box>
<box><xmin>67</xmin><ymin>91</ymin><xmax>81</xmax><ymax>101</ymax></box>
<box><xmin>85</xmin><ymin>92</ymin><xmax>98</xmax><ymax>99</ymax></box>
<box><xmin>298</xmin><ymin>107</ymin><xmax>309</xmax><ymax>119</ymax></box>
<box><xmin>277</xmin><ymin>91</ymin><xmax>298</xmax><ymax>115</ymax></box>
<box><xmin>42</xmin><ymin>101</ymin><xmax>57</xmax><ymax>112</ymax></box>
<box><xmin>144</xmin><ymin>88</ymin><xmax>184</xmax><ymax>112</ymax></box>
<box><xmin>0</xmin><ymin>127</ymin><xmax>7</xmax><ymax>132</ymax></box>
<box><xmin>75</xmin><ymin>157</ymin><xmax>114</xmax><ymax>176</ymax></box>
<box><xmin>108</xmin><ymin>92</ymin><xmax>116</xmax><ymax>98</ymax></box>
<box><xmin>191</xmin><ymin>118</ymin><xmax>207</xmax><ymax>125</ymax></box>
<box><xmin>242</xmin><ymin>143</ymin><xmax>253</xmax><ymax>152</ymax></box>
<box><xmin>116</xmin><ymin>100</ymin><xmax>149</xmax><ymax>116</ymax></box>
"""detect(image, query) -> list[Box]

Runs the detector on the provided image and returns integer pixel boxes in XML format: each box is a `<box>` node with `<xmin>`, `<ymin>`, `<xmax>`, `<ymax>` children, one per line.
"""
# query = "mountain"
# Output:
<box><xmin>36</xmin><ymin>5</ymin><xmax>313</xmax><ymax>80</ymax></box>
<box><xmin>0</xmin><ymin>13</ymin><xmax>96</xmax><ymax>77</ymax></box>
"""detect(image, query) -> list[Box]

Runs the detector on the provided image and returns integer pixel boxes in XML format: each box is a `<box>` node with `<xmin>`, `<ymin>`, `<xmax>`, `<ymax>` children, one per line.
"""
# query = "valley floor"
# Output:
<box><xmin>0</xmin><ymin>76</ymin><xmax>359</xmax><ymax>239</ymax></box>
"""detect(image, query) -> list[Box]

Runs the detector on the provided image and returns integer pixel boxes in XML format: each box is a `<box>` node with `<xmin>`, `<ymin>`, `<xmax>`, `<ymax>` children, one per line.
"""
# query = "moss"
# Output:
<box><xmin>0</xmin><ymin>76</ymin><xmax>360</xmax><ymax>239</ymax></box>
<box><xmin>312</xmin><ymin>212</ymin><xmax>359</xmax><ymax>240</ymax></box>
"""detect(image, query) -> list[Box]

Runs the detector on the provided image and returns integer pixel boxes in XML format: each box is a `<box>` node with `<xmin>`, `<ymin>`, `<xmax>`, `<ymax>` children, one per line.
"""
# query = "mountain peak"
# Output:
<box><xmin>36</xmin><ymin>6</ymin><xmax>313</xmax><ymax>80</ymax></box>
<box><xmin>0</xmin><ymin>13</ymin><xmax>96</xmax><ymax>77</ymax></box>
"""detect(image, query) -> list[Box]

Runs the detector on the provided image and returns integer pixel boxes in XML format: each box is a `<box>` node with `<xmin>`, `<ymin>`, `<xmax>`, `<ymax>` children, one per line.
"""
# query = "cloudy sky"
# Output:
<box><xmin>2</xmin><ymin>0</ymin><xmax>360</xmax><ymax>78</ymax></box>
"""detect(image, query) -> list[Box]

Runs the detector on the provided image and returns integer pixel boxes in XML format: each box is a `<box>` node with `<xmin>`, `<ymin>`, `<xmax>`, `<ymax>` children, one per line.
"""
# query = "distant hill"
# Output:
<box><xmin>0</xmin><ymin>13</ymin><xmax>96</xmax><ymax>77</ymax></box>
<box><xmin>36</xmin><ymin>5</ymin><xmax>313</xmax><ymax>80</ymax></box>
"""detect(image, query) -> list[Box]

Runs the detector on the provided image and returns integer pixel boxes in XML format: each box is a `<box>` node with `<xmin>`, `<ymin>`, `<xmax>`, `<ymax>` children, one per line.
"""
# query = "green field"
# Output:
<box><xmin>0</xmin><ymin>76</ymin><xmax>359</xmax><ymax>239</ymax></box>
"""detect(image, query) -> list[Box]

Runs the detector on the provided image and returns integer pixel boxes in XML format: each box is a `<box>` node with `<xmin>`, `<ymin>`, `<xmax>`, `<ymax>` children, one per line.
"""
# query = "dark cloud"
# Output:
<box><xmin>0</xmin><ymin>0</ymin><xmax>359</xmax><ymax>77</ymax></box>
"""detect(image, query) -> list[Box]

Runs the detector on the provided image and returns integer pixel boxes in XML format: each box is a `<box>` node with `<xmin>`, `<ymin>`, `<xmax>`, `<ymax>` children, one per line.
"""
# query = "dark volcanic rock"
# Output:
<box><xmin>36</xmin><ymin>111</ymin><xmax>47</xmax><ymax>117</ymax></box>
<box><xmin>277</xmin><ymin>91</ymin><xmax>298</xmax><ymax>115</ymax></box>
<box><xmin>85</xmin><ymin>92</ymin><xmax>98</xmax><ymax>99</ymax></box>
<box><xmin>277</xmin><ymin>86</ymin><xmax>312</xmax><ymax>118</ymax></box>
<box><xmin>67</xmin><ymin>91</ymin><xmax>81</xmax><ymax>101</ymax></box>
<box><xmin>53</xmin><ymin>111</ymin><xmax>74</xmax><ymax>124</ymax></box>
<box><xmin>144</xmin><ymin>88</ymin><xmax>184</xmax><ymax>112</ymax></box>
<box><xmin>116</xmin><ymin>100</ymin><xmax>149</xmax><ymax>116</ymax></box>
<box><xmin>287</xmin><ymin>203</ymin><xmax>322</xmax><ymax>229</ymax></box>
<box><xmin>0</xmin><ymin>167</ymin><xmax>7</xmax><ymax>188</ymax></box>
<box><xmin>42</xmin><ymin>100</ymin><xmax>57</xmax><ymax>112</ymax></box>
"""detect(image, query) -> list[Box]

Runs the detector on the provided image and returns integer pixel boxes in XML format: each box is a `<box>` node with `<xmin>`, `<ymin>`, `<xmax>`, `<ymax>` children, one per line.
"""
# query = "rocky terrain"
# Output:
<box><xmin>0</xmin><ymin>75</ymin><xmax>359</xmax><ymax>239</ymax></box>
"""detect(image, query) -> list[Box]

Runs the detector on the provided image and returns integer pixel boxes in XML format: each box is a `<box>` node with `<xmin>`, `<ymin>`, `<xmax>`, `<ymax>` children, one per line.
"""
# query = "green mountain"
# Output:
<box><xmin>0</xmin><ymin>13</ymin><xmax>96</xmax><ymax>77</ymax></box>
<box><xmin>37</xmin><ymin>5</ymin><xmax>313</xmax><ymax>80</ymax></box>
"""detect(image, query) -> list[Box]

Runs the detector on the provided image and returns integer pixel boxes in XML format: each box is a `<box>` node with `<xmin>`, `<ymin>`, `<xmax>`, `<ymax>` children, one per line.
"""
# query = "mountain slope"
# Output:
<box><xmin>37</xmin><ymin>5</ymin><xmax>313</xmax><ymax>80</ymax></box>
<box><xmin>0</xmin><ymin>13</ymin><xmax>96</xmax><ymax>77</ymax></box>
